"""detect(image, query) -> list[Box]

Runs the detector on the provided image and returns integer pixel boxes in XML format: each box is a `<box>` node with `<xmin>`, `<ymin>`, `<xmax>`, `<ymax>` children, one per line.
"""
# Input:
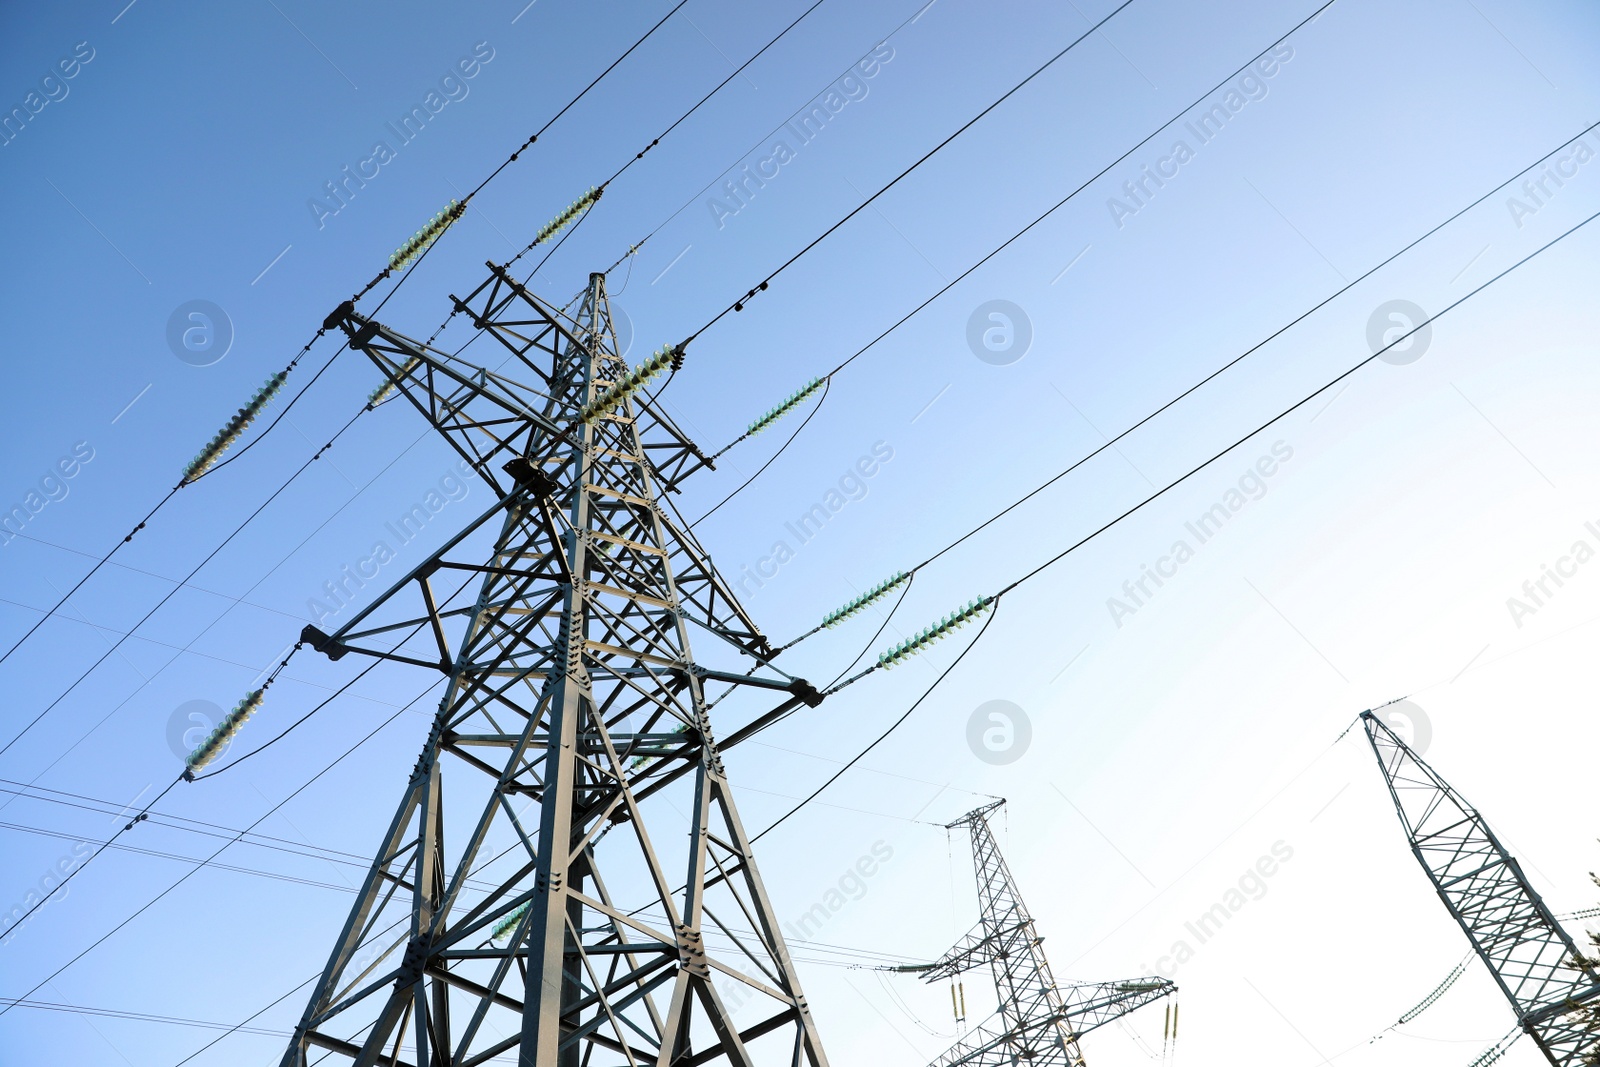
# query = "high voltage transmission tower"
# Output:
<box><xmin>279</xmin><ymin>267</ymin><xmax>832</xmax><ymax>1066</ymax></box>
<box><xmin>896</xmin><ymin>800</ymin><xmax>1173</xmax><ymax>1066</ymax></box>
<box><xmin>1361</xmin><ymin>711</ymin><xmax>1600</xmax><ymax>1066</ymax></box>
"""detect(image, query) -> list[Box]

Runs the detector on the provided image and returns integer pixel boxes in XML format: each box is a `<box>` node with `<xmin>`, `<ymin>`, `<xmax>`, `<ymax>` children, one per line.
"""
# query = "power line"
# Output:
<box><xmin>467</xmin><ymin>1</ymin><xmax>692</xmax><ymax>202</ymax></box>
<box><xmin>911</xmin><ymin>116</ymin><xmax>1600</xmax><ymax>581</ymax></box>
<box><xmin>679</xmin><ymin>0</ymin><xmax>1140</xmax><ymax>345</ymax></box>
<box><xmin>167</xmin><ymin>954</ymin><xmax>348</xmax><ymax>1066</ymax></box>
<box><xmin>0</xmin><ymin>820</ymin><xmax>364</xmax><ymax>896</ymax></box>
<box><xmin>597</xmin><ymin>0</ymin><xmax>939</xmax><ymax>271</ymax></box>
<box><xmin>0</xmin><ymin>489</ymin><xmax>176</xmax><ymax>669</ymax></box>
<box><xmin>991</xmin><ymin>204</ymin><xmax>1599</xmax><ymax>600</ymax></box>
<box><xmin>682</xmin><ymin>0</ymin><xmax>1344</xmax><ymax>520</ymax></box>
<box><xmin>2</xmin><ymin>528</ymin><xmax>308</xmax><ymax>625</ymax></box>
<box><xmin>0</xmin><ymin>629</ymin><xmax>326</xmax><ymax>936</ymax></box>
<box><xmin>0</xmin><ymin>779</ymin><xmax>375</xmax><ymax>868</ymax></box>
<box><xmin>0</xmin><ymin>777</ymin><xmax>181</xmax><ymax>944</ymax></box>
<box><xmin>770</xmin><ymin>113</ymin><xmax>1600</xmax><ymax>653</ymax></box>
<box><xmin>760</xmin><ymin>196</ymin><xmax>1600</xmax><ymax>839</ymax></box>
<box><xmin>601</xmin><ymin>0</ymin><xmax>830</xmax><ymax>190</ymax></box>
<box><xmin>0</xmin><ymin>997</ymin><xmax>290</xmax><ymax>1038</ymax></box>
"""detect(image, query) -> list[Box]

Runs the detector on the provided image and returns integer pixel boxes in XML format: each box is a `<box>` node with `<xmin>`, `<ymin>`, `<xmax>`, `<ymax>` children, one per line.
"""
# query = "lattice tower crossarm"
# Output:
<box><xmin>1361</xmin><ymin>711</ymin><xmax>1600</xmax><ymax>1066</ymax></box>
<box><xmin>278</xmin><ymin>270</ymin><xmax>828</xmax><ymax>1067</ymax></box>
<box><xmin>924</xmin><ymin>800</ymin><xmax>1173</xmax><ymax>1066</ymax></box>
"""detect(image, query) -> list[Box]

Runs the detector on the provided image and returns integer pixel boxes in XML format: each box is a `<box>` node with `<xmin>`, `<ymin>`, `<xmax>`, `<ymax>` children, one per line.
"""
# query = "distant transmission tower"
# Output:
<box><xmin>280</xmin><ymin>268</ymin><xmax>830</xmax><ymax>1066</ymax></box>
<box><xmin>900</xmin><ymin>800</ymin><xmax>1173</xmax><ymax>1066</ymax></box>
<box><xmin>1361</xmin><ymin>711</ymin><xmax>1600</xmax><ymax>1065</ymax></box>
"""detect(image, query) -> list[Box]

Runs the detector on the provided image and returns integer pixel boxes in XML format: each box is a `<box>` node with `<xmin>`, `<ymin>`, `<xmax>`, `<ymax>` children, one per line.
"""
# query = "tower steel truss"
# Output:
<box><xmin>921</xmin><ymin>800</ymin><xmax>1173</xmax><ymax>1066</ymax></box>
<box><xmin>279</xmin><ymin>268</ymin><xmax>828</xmax><ymax>1066</ymax></box>
<box><xmin>1361</xmin><ymin>711</ymin><xmax>1600</xmax><ymax>1065</ymax></box>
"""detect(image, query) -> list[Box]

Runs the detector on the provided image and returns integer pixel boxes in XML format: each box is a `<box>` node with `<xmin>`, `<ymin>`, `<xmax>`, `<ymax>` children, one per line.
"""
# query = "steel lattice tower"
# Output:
<box><xmin>916</xmin><ymin>800</ymin><xmax>1173</xmax><ymax>1066</ymax></box>
<box><xmin>279</xmin><ymin>268</ymin><xmax>830</xmax><ymax>1066</ymax></box>
<box><xmin>1361</xmin><ymin>711</ymin><xmax>1600</xmax><ymax>1065</ymax></box>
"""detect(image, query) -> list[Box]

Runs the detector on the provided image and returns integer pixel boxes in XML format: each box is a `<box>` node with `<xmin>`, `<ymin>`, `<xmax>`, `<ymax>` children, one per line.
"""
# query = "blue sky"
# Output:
<box><xmin>2</xmin><ymin>1</ymin><xmax>1600</xmax><ymax>1064</ymax></box>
